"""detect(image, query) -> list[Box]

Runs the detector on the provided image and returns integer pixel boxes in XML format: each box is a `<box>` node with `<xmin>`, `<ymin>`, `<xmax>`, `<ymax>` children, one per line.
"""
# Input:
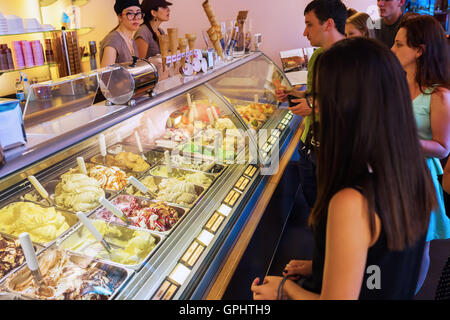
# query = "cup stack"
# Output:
<box><xmin>12</xmin><ymin>41</ymin><xmax>24</xmax><ymax>70</ymax></box>
<box><xmin>21</xmin><ymin>41</ymin><xmax>34</xmax><ymax>68</ymax></box>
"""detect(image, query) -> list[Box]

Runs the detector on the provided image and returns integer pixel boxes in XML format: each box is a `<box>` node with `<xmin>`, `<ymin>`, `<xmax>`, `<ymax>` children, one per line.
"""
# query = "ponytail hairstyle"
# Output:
<box><xmin>141</xmin><ymin>2</ymin><xmax>161</xmax><ymax>42</ymax></box>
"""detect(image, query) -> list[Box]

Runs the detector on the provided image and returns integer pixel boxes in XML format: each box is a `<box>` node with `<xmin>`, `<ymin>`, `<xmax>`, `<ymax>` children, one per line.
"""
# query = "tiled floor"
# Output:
<box><xmin>223</xmin><ymin>161</ymin><xmax>449</xmax><ymax>300</ymax></box>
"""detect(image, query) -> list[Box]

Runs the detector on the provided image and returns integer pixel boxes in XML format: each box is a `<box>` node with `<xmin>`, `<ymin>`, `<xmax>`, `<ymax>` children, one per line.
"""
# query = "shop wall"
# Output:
<box><xmin>0</xmin><ymin>0</ymin><xmax>48</xmax><ymax>97</ymax></box>
<box><xmin>78</xmin><ymin>0</ymin><xmax>378</xmax><ymax>66</ymax></box>
<box><xmin>0</xmin><ymin>0</ymin><xmax>378</xmax><ymax>96</ymax></box>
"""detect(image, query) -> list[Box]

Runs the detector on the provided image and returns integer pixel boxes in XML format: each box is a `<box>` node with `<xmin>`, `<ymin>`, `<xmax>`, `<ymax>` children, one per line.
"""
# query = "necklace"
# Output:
<box><xmin>117</xmin><ymin>30</ymin><xmax>135</xmax><ymax>56</ymax></box>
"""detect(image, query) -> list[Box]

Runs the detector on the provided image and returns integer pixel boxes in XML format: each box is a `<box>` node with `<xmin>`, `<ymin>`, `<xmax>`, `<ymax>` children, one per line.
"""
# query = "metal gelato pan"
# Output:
<box><xmin>0</xmin><ymin>233</ymin><xmax>44</xmax><ymax>285</ymax></box>
<box><xmin>90</xmin><ymin>143</ymin><xmax>162</xmax><ymax>175</ymax></box>
<box><xmin>0</xmin><ymin>201</ymin><xmax>79</xmax><ymax>247</ymax></box>
<box><xmin>92</xmin><ymin>194</ymin><xmax>187</xmax><ymax>236</ymax></box>
<box><xmin>21</xmin><ymin>179</ymin><xmax>113</xmax><ymax>214</ymax></box>
<box><xmin>149</xmin><ymin>165</ymin><xmax>216</xmax><ymax>189</ymax></box>
<box><xmin>57</xmin><ymin>216</ymin><xmax>163</xmax><ymax>271</ymax></box>
<box><xmin>0</xmin><ymin>246</ymin><xmax>133</xmax><ymax>300</ymax></box>
<box><xmin>123</xmin><ymin>174</ymin><xmax>205</xmax><ymax>209</ymax></box>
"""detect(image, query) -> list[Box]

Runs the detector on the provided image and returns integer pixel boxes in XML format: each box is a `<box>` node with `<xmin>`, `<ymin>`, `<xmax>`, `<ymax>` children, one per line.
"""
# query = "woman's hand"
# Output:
<box><xmin>282</xmin><ymin>260</ymin><xmax>312</xmax><ymax>280</ymax></box>
<box><xmin>251</xmin><ymin>276</ymin><xmax>284</xmax><ymax>300</ymax></box>
<box><xmin>289</xmin><ymin>98</ymin><xmax>313</xmax><ymax>117</ymax></box>
<box><xmin>275</xmin><ymin>88</ymin><xmax>288</xmax><ymax>102</ymax></box>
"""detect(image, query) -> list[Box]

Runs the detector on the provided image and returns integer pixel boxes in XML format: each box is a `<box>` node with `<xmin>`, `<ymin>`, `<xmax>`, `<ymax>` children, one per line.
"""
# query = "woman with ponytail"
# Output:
<box><xmin>135</xmin><ymin>0</ymin><xmax>172</xmax><ymax>59</ymax></box>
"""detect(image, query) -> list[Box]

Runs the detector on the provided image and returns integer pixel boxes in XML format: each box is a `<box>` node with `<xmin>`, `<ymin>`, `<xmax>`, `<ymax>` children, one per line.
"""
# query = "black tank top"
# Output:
<box><xmin>301</xmin><ymin>187</ymin><xmax>426</xmax><ymax>299</ymax></box>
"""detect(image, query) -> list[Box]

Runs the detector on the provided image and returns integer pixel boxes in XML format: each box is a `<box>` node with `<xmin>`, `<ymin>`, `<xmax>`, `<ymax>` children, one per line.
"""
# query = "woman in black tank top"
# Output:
<box><xmin>251</xmin><ymin>38</ymin><xmax>437</xmax><ymax>300</ymax></box>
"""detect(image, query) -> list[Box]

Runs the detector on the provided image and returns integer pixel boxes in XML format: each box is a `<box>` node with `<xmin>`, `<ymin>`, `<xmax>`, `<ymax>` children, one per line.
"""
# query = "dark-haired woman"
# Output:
<box><xmin>392</xmin><ymin>15</ymin><xmax>450</xmax><ymax>293</ymax></box>
<box><xmin>100</xmin><ymin>0</ymin><xmax>142</xmax><ymax>68</ymax></box>
<box><xmin>135</xmin><ymin>0</ymin><xmax>172</xmax><ymax>59</ymax></box>
<box><xmin>251</xmin><ymin>38</ymin><xmax>436</xmax><ymax>300</ymax></box>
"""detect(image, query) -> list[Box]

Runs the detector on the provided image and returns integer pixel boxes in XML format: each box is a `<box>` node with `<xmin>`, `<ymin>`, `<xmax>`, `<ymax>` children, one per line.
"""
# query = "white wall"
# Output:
<box><xmin>78</xmin><ymin>0</ymin><xmax>379</xmax><ymax>66</ymax></box>
<box><xmin>0</xmin><ymin>0</ymin><xmax>379</xmax><ymax>95</ymax></box>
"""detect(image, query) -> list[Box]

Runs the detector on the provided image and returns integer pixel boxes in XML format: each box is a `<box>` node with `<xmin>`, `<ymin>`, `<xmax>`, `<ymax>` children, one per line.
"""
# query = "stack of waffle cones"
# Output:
<box><xmin>185</xmin><ymin>33</ymin><xmax>197</xmax><ymax>63</ymax></box>
<box><xmin>202</xmin><ymin>0</ymin><xmax>224</xmax><ymax>59</ymax></box>
<box><xmin>207</xmin><ymin>26</ymin><xmax>223</xmax><ymax>59</ymax></box>
<box><xmin>168</xmin><ymin>28</ymin><xmax>179</xmax><ymax>70</ymax></box>
<box><xmin>178</xmin><ymin>38</ymin><xmax>187</xmax><ymax>68</ymax></box>
<box><xmin>158</xmin><ymin>34</ymin><xmax>169</xmax><ymax>72</ymax></box>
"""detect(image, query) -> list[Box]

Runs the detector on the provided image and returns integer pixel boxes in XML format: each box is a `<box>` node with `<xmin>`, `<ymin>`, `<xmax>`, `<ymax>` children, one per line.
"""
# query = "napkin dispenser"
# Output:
<box><xmin>0</xmin><ymin>99</ymin><xmax>26</xmax><ymax>150</ymax></box>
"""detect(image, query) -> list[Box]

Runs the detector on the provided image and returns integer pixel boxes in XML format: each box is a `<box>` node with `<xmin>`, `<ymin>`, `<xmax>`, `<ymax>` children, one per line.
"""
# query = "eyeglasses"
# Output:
<box><xmin>123</xmin><ymin>12</ymin><xmax>145</xmax><ymax>20</ymax></box>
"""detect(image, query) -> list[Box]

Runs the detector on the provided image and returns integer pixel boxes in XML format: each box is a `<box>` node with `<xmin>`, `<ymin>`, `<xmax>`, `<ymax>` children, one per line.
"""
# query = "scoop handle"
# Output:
<box><xmin>99</xmin><ymin>134</ymin><xmax>107</xmax><ymax>157</ymax></box>
<box><xmin>19</xmin><ymin>233</ymin><xmax>39</xmax><ymax>272</ymax></box>
<box><xmin>76</xmin><ymin>212</ymin><xmax>104</xmax><ymax>243</ymax></box>
<box><xmin>128</xmin><ymin>176</ymin><xmax>149</xmax><ymax>194</ymax></box>
<box><xmin>134</xmin><ymin>131</ymin><xmax>144</xmax><ymax>154</ymax></box>
<box><xmin>207</xmin><ymin>108</ymin><xmax>214</xmax><ymax>124</ymax></box>
<box><xmin>186</xmin><ymin>93</ymin><xmax>192</xmax><ymax>107</ymax></box>
<box><xmin>211</xmin><ymin>106</ymin><xmax>219</xmax><ymax>121</ymax></box>
<box><xmin>77</xmin><ymin>157</ymin><xmax>87</xmax><ymax>175</ymax></box>
<box><xmin>99</xmin><ymin>197</ymin><xmax>125</xmax><ymax>220</ymax></box>
<box><xmin>27</xmin><ymin>176</ymin><xmax>49</xmax><ymax>200</ymax></box>
<box><xmin>164</xmin><ymin>151</ymin><xmax>172</xmax><ymax>174</ymax></box>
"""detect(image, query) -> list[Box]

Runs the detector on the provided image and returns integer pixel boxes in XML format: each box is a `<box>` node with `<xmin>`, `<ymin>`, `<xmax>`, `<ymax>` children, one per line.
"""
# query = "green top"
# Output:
<box><xmin>412</xmin><ymin>86</ymin><xmax>443</xmax><ymax>175</ymax></box>
<box><xmin>301</xmin><ymin>47</ymin><xmax>323</xmax><ymax>143</ymax></box>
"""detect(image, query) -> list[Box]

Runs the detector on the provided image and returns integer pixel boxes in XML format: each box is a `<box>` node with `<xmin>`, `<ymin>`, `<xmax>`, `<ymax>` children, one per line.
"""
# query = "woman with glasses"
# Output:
<box><xmin>100</xmin><ymin>0</ymin><xmax>143</xmax><ymax>67</ymax></box>
<box><xmin>135</xmin><ymin>0</ymin><xmax>172</xmax><ymax>59</ymax></box>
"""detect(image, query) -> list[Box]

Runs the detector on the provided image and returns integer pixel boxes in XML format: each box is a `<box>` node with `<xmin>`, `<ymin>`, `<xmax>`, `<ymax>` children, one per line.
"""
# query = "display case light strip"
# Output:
<box><xmin>217</xmin><ymin>204</ymin><xmax>232</xmax><ymax>216</ymax></box>
<box><xmin>210</xmin><ymin>215</ymin><xmax>225</xmax><ymax>233</ymax></box>
<box><xmin>152</xmin><ymin>280</ymin><xmax>172</xmax><ymax>300</ymax></box>
<box><xmin>181</xmin><ymin>241</ymin><xmax>200</xmax><ymax>264</ymax></box>
<box><xmin>206</xmin><ymin>212</ymin><xmax>220</xmax><ymax>230</ymax></box>
<box><xmin>169</xmin><ymin>263</ymin><xmax>191</xmax><ymax>286</ymax></box>
<box><xmin>197</xmin><ymin>229</ymin><xmax>214</xmax><ymax>246</ymax></box>
<box><xmin>162</xmin><ymin>284</ymin><xmax>179</xmax><ymax>300</ymax></box>
<box><xmin>187</xmin><ymin>244</ymin><xmax>205</xmax><ymax>267</ymax></box>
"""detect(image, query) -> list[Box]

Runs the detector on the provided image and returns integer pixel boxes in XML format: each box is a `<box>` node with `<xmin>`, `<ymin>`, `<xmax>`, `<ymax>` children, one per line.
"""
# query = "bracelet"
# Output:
<box><xmin>277</xmin><ymin>277</ymin><xmax>289</xmax><ymax>300</ymax></box>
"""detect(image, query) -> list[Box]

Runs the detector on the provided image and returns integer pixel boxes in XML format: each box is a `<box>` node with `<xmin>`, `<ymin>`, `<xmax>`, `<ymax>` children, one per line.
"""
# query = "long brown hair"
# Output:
<box><xmin>399</xmin><ymin>15</ymin><xmax>450</xmax><ymax>93</ymax></box>
<box><xmin>141</xmin><ymin>0</ymin><xmax>162</xmax><ymax>42</ymax></box>
<box><xmin>309</xmin><ymin>38</ymin><xmax>436</xmax><ymax>251</ymax></box>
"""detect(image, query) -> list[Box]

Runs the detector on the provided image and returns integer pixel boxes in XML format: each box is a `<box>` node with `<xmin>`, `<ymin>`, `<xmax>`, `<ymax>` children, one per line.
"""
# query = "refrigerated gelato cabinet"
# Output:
<box><xmin>0</xmin><ymin>52</ymin><xmax>301</xmax><ymax>300</ymax></box>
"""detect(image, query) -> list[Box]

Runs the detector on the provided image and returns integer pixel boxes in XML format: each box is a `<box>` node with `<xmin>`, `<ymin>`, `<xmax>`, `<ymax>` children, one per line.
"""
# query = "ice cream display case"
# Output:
<box><xmin>0</xmin><ymin>52</ymin><xmax>300</xmax><ymax>300</ymax></box>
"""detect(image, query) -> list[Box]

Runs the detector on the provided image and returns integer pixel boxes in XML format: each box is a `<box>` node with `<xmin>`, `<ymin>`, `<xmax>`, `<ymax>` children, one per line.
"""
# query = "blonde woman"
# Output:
<box><xmin>345</xmin><ymin>12</ymin><xmax>372</xmax><ymax>38</ymax></box>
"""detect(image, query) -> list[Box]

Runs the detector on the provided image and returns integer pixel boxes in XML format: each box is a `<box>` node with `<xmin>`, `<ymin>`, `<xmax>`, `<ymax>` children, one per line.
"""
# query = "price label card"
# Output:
<box><xmin>177</xmin><ymin>54</ymin><xmax>181</xmax><ymax>61</ymax></box>
<box><xmin>181</xmin><ymin>52</ymin><xmax>186</xmax><ymax>58</ymax></box>
<box><xmin>166</xmin><ymin>56</ymin><xmax>172</xmax><ymax>64</ymax></box>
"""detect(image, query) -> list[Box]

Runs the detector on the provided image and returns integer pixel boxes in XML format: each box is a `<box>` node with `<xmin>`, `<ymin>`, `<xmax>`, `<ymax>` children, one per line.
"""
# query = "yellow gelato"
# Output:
<box><xmin>61</xmin><ymin>219</ymin><xmax>156</xmax><ymax>266</ymax></box>
<box><xmin>125</xmin><ymin>176</ymin><xmax>158</xmax><ymax>197</ymax></box>
<box><xmin>112</xmin><ymin>152</ymin><xmax>150</xmax><ymax>172</ymax></box>
<box><xmin>0</xmin><ymin>202</ymin><xmax>70</xmax><ymax>244</ymax></box>
<box><xmin>151</xmin><ymin>166</ymin><xmax>213</xmax><ymax>187</ymax></box>
<box><xmin>92</xmin><ymin>152</ymin><xmax>150</xmax><ymax>172</ymax></box>
<box><xmin>54</xmin><ymin>172</ymin><xmax>105</xmax><ymax>213</ymax></box>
